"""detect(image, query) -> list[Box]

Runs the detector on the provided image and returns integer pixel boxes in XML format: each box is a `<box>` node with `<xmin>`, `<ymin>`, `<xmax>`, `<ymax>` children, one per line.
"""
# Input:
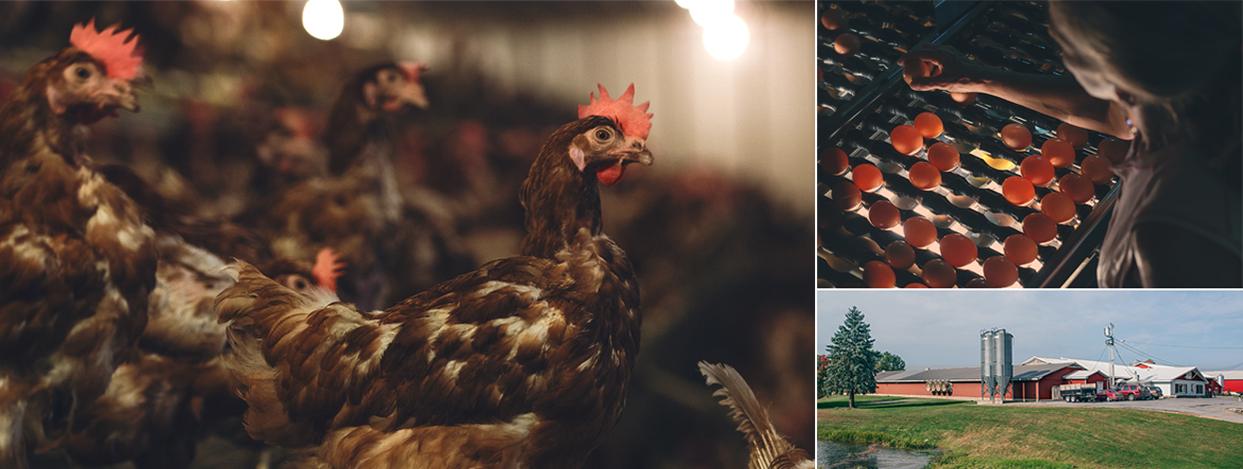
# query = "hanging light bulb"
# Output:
<box><xmin>302</xmin><ymin>0</ymin><xmax>344</xmax><ymax>41</ymax></box>
<box><xmin>703</xmin><ymin>14</ymin><xmax>749</xmax><ymax>61</ymax></box>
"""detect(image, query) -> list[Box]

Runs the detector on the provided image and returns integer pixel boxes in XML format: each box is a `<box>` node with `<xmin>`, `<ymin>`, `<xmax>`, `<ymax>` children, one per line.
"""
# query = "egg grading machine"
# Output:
<box><xmin>816</xmin><ymin>0</ymin><xmax>1122</xmax><ymax>288</ymax></box>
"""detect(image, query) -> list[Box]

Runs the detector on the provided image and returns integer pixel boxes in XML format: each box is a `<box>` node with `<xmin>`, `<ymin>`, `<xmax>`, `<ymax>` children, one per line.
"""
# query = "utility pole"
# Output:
<box><xmin>1105</xmin><ymin>323</ymin><xmax>1115</xmax><ymax>390</ymax></box>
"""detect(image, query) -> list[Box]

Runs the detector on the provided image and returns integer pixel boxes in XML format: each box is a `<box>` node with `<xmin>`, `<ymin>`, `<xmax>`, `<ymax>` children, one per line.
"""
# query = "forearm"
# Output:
<box><xmin>971</xmin><ymin>68</ymin><xmax>1132</xmax><ymax>139</ymax></box>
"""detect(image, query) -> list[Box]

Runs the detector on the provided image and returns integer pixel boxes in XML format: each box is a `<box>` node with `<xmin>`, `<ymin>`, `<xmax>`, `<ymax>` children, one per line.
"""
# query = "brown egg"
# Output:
<box><xmin>1002</xmin><ymin>176</ymin><xmax>1035</xmax><ymax>206</ymax></box>
<box><xmin>1004</xmin><ymin>234</ymin><xmax>1039</xmax><ymax>266</ymax></box>
<box><xmin>832</xmin><ymin>181</ymin><xmax>862</xmax><ymax>211</ymax></box>
<box><xmin>885</xmin><ymin>240</ymin><xmax>916</xmax><ymax>270</ymax></box>
<box><xmin>868</xmin><ymin>200</ymin><xmax>901</xmax><ymax>229</ymax></box>
<box><xmin>834</xmin><ymin>33</ymin><xmax>861</xmax><ymax>56</ymax></box>
<box><xmin>1001</xmin><ymin>124</ymin><xmax>1032</xmax><ymax>151</ymax></box>
<box><xmin>1097</xmin><ymin>137</ymin><xmax>1130</xmax><ymax>164</ymax></box>
<box><xmin>820</xmin><ymin>146</ymin><xmax>850</xmax><ymax>176</ymax></box>
<box><xmin>903</xmin><ymin>216</ymin><xmax>938</xmax><ymax>248</ymax></box>
<box><xmin>950</xmin><ymin>92</ymin><xmax>977</xmax><ymax>105</ymax></box>
<box><xmin>852</xmin><ymin>163</ymin><xmax>883</xmax><ymax>192</ymax></box>
<box><xmin>1081</xmin><ymin>154</ymin><xmax>1114</xmax><ymax>184</ymax></box>
<box><xmin>1058</xmin><ymin>173</ymin><xmax>1094</xmax><ymax>204</ymax></box>
<box><xmin>1057</xmin><ymin>123</ymin><xmax>1089</xmax><ymax>148</ymax></box>
<box><xmin>863</xmin><ymin>261</ymin><xmax>896</xmax><ymax>288</ymax></box>
<box><xmin>965</xmin><ymin>278</ymin><xmax>994</xmax><ymax>288</ymax></box>
<box><xmin>983</xmin><ymin>256</ymin><xmax>1019</xmax><ymax>287</ymax></box>
<box><xmin>903</xmin><ymin>59</ymin><xmax>932</xmax><ymax>85</ymax></box>
<box><xmin>821</xmin><ymin>9</ymin><xmax>849</xmax><ymax>31</ymax></box>
<box><xmin>1041</xmin><ymin>138</ymin><xmax>1075</xmax><ymax>168</ymax></box>
<box><xmin>905</xmin><ymin>282</ymin><xmax>929</xmax><ymax>288</ymax></box>
<box><xmin>1023</xmin><ymin>213</ymin><xmax>1058</xmax><ymax>244</ymax></box>
<box><xmin>939</xmin><ymin>233</ymin><xmax>978</xmax><ymax>268</ymax></box>
<box><xmin>1040</xmin><ymin>192</ymin><xmax>1076</xmax><ymax>224</ymax></box>
<box><xmin>922</xmin><ymin>259</ymin><xmax>957</xmax><ymax>288</ymax></box>
<box><xmin>890</xmin><ymin>125</ymin><xmax>924</xmax><ymax>156</ymax></box>
<box><xmin>914</xmin><ymin>112</ymin><xmax>944</xmax><ymax>139</ymax></box>
<box><xmin>908</xmin><ymin>162</ymin><xmax>942</xmax><ymax>190</ymax></box>
<box><xmin>1020</xmin><ymin>156</ymin><xmax>1054</xmax><ymax>186</ymax></box>
<box><xmin>927</xmin><ymin>142</ymin><xmax>960</xmax><ymax>171</ymax></box>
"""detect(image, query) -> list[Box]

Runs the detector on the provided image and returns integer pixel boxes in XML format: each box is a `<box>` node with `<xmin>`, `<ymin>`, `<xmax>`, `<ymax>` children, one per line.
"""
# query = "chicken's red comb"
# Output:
<box><xmin>577</xmin><ymin>83</ymin><xmax>652</xmax><ymax>140</ymax></box>
<box><xmin>399</xmin><ymin>62</ymin><xmax>426</xmax><ymax>84</ymax></box>
<box><xmin>311</xmin><ymin>247</ymin><xmax>347</xmax><ymax>293</ymax></box>
<box><xmin>70</xmin><ymin>19</ymin><xmax>143</xmax><ymax>80</ymax></box>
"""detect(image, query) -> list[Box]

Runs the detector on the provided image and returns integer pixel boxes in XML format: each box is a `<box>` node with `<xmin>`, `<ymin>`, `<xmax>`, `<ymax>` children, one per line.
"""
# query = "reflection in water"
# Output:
<box><xmin>816</xmin><ymin>440</ymin><xmax>938</xmax><ymax>469</ymax></box>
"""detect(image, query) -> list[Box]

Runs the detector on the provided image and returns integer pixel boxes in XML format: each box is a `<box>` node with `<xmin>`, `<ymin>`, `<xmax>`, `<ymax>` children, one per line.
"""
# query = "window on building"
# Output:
<box><xmin>1175</xmin><ymin>383</ymin><xmax>1187</xmax><ymax>394</ymax></box>
<box><xmin>1196</xmin><ymin>385</ymin><xmax>1203</xmax><ymax>394</ymax></box>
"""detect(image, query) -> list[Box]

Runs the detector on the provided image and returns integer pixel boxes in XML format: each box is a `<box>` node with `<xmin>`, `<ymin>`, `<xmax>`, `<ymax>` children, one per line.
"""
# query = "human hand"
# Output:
<box><xmin>897</xmin><ymin>44</ymin><xmax>991</xmax><ymax>93</ymax></box>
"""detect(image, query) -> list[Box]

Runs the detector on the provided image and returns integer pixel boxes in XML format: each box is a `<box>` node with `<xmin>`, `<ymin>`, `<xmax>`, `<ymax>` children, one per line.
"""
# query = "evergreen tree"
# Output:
<box><xmin>823</xmin><ymin>306</ymin><xmax>878</xmax><ymax>408</ymax></box>
<box><xmin>876</xmin><ymin>351</ymin><xmax>906</xmax><ymax>372</ymax></box>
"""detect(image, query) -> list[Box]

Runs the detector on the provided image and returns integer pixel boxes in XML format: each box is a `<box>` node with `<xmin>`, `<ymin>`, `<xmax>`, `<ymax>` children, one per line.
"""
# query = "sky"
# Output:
<box><xmin>816</xmin><ymin>290</ymin><xmax>1243</xmax><ymax>372</ymax></box>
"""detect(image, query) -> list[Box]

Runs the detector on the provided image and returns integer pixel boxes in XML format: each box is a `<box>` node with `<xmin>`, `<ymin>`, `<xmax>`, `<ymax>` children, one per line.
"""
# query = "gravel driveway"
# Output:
<box><xmin>1014</xmin><ymin>395</ymin><xmax>1243</xmax><ymax>424</ymax></box>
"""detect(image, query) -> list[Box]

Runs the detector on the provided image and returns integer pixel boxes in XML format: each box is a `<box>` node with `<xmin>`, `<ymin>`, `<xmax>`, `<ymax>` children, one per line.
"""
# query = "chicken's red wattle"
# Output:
<box><xmin>597</xmin><ymin>161</ymin><xmax>625</xmax><ymax>186</ymax></box>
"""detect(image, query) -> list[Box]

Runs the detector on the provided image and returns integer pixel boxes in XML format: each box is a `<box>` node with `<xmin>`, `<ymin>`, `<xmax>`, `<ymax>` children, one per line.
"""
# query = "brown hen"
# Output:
<box><xmin>0</xmin><ymin>20</ymin><xmax>156</xmax><ymax>469</ymax></box>
<box><xmin>215</xmin><ymin>84</ymin><xmax>653</xmax><ymax>468</ymax></box>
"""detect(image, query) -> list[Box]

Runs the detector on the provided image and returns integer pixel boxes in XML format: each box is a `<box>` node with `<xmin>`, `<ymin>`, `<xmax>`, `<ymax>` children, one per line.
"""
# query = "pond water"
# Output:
<box><xmin>816</xmin><ymin>440</ymin><xmax>939</xmax><ymax>469</ymax></box>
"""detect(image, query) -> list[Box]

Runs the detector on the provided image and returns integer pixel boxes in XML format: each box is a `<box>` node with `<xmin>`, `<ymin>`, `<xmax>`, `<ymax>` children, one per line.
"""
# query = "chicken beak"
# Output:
<box><xmin>398</xmin><ymin>81</ymin><xmax>430</xmax><ymax>110</ymax></box>
<box><xmin>97</xmin><ymin>78</ymin><xmax>140</xmax><ymax>113</ymax></box>
<box><xmin>617</xmin><ymin>136</ymin><xmax>653</xmax><ymax>166</ymax></box>
<box><xmin>378</xmin><ymin>79</ymin><xmax>429</xmax><ymax>113</ymax></box>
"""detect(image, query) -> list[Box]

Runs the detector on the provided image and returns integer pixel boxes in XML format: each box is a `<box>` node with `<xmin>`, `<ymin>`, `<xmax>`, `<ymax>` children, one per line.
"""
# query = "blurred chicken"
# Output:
<box><xmin>47</xmin><ymin>139</ymin><xmax>337</xmax><ymax>468</ymax></box>
<box><xmin>243</xmin><ymin>106</ymin><xmax>329</xmax><ymax>213</ymax></box>
<box><xmin>0</xmin><ymin>20</ymin><xmax>156</xmax><ymax>469</ymax></box>
<box><xmin>77</xmin><ymin>160</ymin><xmax>348</xmax><ymax>468</ymax></box>
<box><xmin>215</xmin><ymin>84</ymin><xmax>653</xmax><ymax>468</ymax></box>
<box><xmin>260</xmin><ymin>107</ymin><xmax>328</xmax><ymax>184</ymax></box>
<box><xmin>61</xmin><ymin>247</ymin><xmax>345</xmax><ymax>469</ymax></box>
<box><xmin>252</xmin><ymin>62</ymin><xmax>471</xmax><ymax>310</ymax></box>
<box><xmin>699</xmin><ymin>362</ymin><xmax>813</xmax><ymax>469</ymax></box>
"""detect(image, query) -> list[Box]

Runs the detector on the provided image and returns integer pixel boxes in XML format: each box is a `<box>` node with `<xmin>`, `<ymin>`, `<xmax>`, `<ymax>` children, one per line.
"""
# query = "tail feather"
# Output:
<box><xmin>699</xmin><ymin>361</ymin><xmax>809</xmax><ymax>469</ymax></box>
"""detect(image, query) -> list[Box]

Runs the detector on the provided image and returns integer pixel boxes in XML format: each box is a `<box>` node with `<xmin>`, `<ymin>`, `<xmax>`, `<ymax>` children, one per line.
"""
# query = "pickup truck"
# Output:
<box><xmin>1105</xmin><ymin>383</ymin><xmax>1153</xmax><ymax>401</ymax></box>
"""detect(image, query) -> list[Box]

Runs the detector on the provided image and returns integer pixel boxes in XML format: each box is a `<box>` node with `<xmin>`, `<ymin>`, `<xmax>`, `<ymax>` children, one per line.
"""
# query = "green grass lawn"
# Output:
<box><xmin>816</xmin><ymin>395</ymin><xmax>1243</xmax><ymax>468</ymax></box>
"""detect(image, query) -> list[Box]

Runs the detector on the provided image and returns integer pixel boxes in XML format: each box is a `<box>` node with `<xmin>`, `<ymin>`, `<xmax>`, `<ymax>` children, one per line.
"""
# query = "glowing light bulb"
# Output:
<box><xmin>703</xmin><ymin>14</ymin><xmax>749</xmax><ymax>60</ymax></box>
<box><xmin>690</xmin><ymin>0</ymin><xmax>734</xmax><ymax>26</ymax></box>
<box><xmin>302</xmin><ymin>0</ymin><xmax>344</xmax><ymax>41</ymax></box>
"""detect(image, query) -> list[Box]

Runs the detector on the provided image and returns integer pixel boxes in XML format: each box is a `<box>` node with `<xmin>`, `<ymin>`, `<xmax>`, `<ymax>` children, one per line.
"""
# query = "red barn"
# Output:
<box><xmin>874</xmin><ymin>364</ymin><xmax>1084</xmax><ymax>401</ymax></box>
<box><xmin>1205</xmin><ymin>371</ymin><xmax>1243</xmax><ymax>394</ymax></box>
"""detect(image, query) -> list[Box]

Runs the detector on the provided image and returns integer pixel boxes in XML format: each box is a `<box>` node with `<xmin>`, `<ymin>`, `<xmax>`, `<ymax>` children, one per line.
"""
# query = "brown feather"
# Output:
<box><xmin>699</xmin><ymin>362</ymin><xmax>813</xmax><ymax>469</ymax></box>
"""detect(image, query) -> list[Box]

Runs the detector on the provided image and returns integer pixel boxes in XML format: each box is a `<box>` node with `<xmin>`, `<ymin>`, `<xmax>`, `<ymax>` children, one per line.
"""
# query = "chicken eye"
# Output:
<box><xmin>295</xmin><ymin>279</ymin><xmax>307</xmax><ymax>290</ymax></box>
<box><xmin>76</xmin><ymin>67</ymin><xmax>90</xmax><ymax>79</ymax></box>
<box><xmin>595</xmin><ymin>129</ymin><xmax>610</xmax><ymax>140</ymax></box>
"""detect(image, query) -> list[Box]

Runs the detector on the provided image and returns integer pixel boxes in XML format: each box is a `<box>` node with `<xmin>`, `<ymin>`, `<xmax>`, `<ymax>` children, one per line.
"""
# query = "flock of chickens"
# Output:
<box><xmin>0</xmin><ymin>20</ymin><xmax>808</xmax><ymax>469</ymax></box>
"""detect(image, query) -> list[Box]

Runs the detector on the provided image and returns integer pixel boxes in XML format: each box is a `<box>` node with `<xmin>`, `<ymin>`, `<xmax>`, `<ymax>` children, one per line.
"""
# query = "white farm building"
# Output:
<box><xmin>1023</xmin><ymin>357</ymin><xmax>1210</xmax><ymax>397</ymax></box>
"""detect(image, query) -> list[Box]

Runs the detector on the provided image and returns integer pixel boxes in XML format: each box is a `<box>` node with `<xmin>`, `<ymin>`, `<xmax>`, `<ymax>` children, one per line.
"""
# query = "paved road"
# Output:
<box><xmin>1014</xmin><ymin>395</ymin><xmax>1243</xmax><ymax>424</ymax></box>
